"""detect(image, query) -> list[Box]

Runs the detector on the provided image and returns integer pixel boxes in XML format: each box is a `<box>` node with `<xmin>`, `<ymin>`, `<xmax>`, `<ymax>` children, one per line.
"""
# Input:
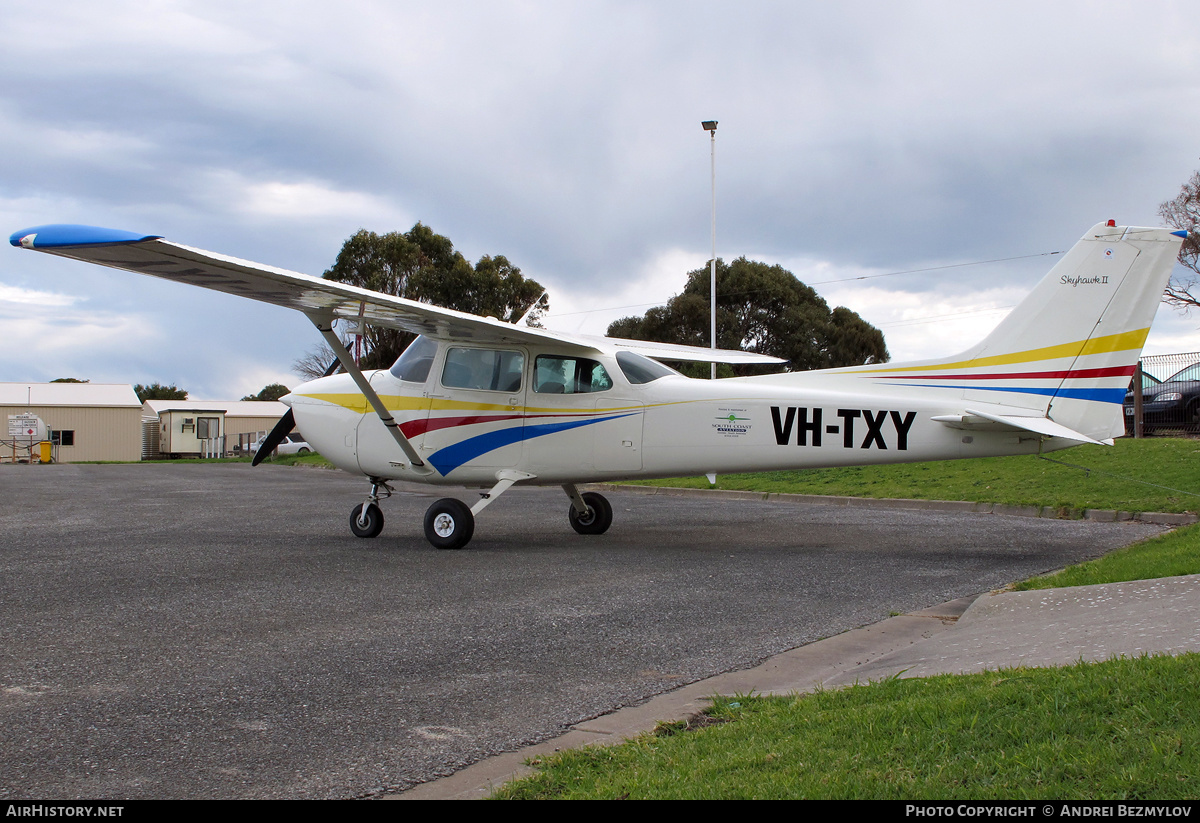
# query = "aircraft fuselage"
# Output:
<box><xmin>288</xmin><ymin>343</ymin><xmax>1057</xmax><ymax>489</ymax></box>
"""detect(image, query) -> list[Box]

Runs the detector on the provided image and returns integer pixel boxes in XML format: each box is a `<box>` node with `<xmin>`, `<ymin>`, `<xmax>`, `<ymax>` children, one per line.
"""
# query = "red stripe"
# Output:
<box><xmin>400</xmin><ymin>414</ymin><xmax>525</xmax><ymax>438</ymax></box>
<box><xmin>399</xmin><ymin>410</ymin><xmax>609</xmax><ymax>438</ymax></box>
<box><xmin>881</xmin><ymin>365</ymin><xmax>1135</xmax><ymax>382</ymax></box>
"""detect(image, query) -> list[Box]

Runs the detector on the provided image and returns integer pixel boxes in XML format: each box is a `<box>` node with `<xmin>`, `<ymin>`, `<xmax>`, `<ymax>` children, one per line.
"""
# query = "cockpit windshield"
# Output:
<box><xmin>389</xmin><ymin>335</ymin><xmax>438</xmax><ymax>383</ymax></box>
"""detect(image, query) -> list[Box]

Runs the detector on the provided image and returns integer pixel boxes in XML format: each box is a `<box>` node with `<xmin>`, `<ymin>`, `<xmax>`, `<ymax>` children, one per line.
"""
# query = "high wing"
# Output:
<box><xmin>9</xmin><ymin>224</ymin><xmax>784</xmax><ymax>365</ymax></box>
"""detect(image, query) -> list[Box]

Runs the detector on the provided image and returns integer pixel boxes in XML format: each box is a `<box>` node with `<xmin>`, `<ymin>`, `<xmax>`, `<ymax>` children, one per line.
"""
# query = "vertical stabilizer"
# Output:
<box><xmin>835</xmin><ymin>223</ymin><xmax>1184</xmax><ymax>442</ymax></box>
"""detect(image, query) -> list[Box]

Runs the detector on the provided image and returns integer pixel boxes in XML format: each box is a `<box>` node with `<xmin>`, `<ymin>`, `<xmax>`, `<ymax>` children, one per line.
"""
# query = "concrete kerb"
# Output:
<box><xmin>584</xmin><ymin>484</ymin><xmax>1199</xmax><ymax>526</ymax></box>
<box><xmin>391</xmin><ymin>596</ymin><xmax>978</xmax><ymax>800</ymax></box>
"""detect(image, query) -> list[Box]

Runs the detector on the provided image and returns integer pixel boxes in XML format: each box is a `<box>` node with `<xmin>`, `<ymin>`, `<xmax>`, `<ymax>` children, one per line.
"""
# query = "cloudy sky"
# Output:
<box><xmin>3</xmin><ymin>0</ymin><xmax>1200</xmax><ymax>398</ymax></box>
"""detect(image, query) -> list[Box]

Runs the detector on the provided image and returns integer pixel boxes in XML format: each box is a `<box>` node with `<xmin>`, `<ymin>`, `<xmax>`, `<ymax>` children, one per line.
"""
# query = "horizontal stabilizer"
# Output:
<box><xmin>931</xmin><ymin>408</ymin><xmax>1108</xmax><ymax>445</ymax></box>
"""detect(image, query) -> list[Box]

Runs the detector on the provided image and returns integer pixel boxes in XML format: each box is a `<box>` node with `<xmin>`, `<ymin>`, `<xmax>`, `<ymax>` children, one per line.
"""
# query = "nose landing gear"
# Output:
<box><xmin>350</xmin><ymin>503</ymin><xmax>384</xmax><ymax>538</ymax></box>
<box><xmin>349</xmin><ymin>479</ymin><xmax>392</xmax><ymax>539</ymax></box>
<box><xmin>564</xmin><ymin>484</ymin><xmax>612</xmax><ymax>535</ymax></box>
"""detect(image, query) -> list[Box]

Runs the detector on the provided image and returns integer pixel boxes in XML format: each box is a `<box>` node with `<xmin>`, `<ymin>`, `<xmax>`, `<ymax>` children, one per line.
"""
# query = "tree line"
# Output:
<box><xmin>303</xmin><ymin>224</ymin><xmax>888</xmax><ymax>377</ymax></box>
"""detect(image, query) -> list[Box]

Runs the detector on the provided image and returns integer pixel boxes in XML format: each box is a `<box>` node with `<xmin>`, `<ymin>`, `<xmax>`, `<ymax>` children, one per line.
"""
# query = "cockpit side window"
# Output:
<box><xmin>615</xmin><ymin>351</ymin><xmax>680</xmax><ymax>384</ymax></box>
<box><xmin>442</xmin><ymin>348</ymin><xmax>525</xmax><ymax>392</ymax></box>
<box><xmin>390</xmin><ymin>335</ymin><xmax>439</xmax><ymax>383</ymax></box>
<box><xmin>534</xmin><ymin>355</ymin><xmax>613</xmax><ymax>394</ymax></box>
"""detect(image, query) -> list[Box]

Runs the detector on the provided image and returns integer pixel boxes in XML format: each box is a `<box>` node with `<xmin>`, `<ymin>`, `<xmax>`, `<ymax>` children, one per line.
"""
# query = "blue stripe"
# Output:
<box><xmin>10</xmin><ymin>224</ymin><xmax>160</xmax><ymax>248</ymax></box>
<box><xmin>427</xmin><ymin>413</ymin><xmax>640</xmax><ymax>475</ymax></box>
<box><xmin>1051</xmin><ymin>387</ymin><xmax>1128</xmax><ymax>403</ymax></box>
<box><xmin>886</xmin><ymin>383</ymin><xmax>1126</xmax><ymax>404</ymax></box>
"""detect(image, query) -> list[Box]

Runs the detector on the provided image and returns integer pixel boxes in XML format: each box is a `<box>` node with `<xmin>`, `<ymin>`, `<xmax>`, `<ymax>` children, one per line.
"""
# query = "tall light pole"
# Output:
<box><xmin>702</xmin><ymin>120</ymin><xmax>718</xmax><ymax>379</ymax></box>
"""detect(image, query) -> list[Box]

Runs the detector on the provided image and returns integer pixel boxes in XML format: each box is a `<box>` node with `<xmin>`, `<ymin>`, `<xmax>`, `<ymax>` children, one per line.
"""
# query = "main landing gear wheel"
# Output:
<box><xmin>568</xmin><ymin>492</ymin><xmax>612</xmax><ymax>535</ymax></box>
<box><xmin>349</xmin><ymin>503</ymin><xmax>384</xmax><ymax>538</ymax></box>
<box><xmin>424</xmin><ymin>498</ymin><xmax>475</xmax><ymax>550</ymax></box>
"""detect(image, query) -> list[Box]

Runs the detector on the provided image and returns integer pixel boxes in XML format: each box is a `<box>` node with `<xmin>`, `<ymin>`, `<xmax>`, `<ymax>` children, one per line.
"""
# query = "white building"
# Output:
<box><xmin>141</xmin><ymin>400</ymin><xmax>288</xmax><ymax>457</ymax></box>
<box><xmin>1</xmin><ymin>383</ymin><xmax>142</xmax><ymax>463</ymax></box>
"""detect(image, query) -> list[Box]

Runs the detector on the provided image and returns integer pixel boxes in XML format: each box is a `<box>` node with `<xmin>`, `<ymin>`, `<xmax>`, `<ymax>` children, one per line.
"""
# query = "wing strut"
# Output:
<box><xmin>307</xmin><ymin>312</ymin><xmax>432</xmax><ymax>474</ymax></box>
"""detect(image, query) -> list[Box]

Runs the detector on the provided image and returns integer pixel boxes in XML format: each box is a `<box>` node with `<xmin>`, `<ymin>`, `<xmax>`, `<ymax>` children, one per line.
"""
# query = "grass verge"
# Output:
<box><xmin>493</xmin><ymin>655</ymin><xmax>1200</xmax><ymax>799</ymax></box>
<box><xmin>628</xmin><ymin>437</ymin><xmax>1200</xmax><ymax>514</ymax></box>
<box><xmin>1012</xmin><ymin>522</ymin><xmax>1200</xmax><ymax>590</ymax></box>
<box><xmin>258</xmin><ymin>452</ymin><xmax>337</xmax><ymax>469</ymax></box>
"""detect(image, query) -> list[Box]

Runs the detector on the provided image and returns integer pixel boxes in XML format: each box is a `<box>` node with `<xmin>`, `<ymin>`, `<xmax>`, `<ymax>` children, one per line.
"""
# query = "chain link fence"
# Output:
<box><xmin>1126</xmin><ymin>351</ymin><xmax>1200</xmax><ymax>437</ymax></box>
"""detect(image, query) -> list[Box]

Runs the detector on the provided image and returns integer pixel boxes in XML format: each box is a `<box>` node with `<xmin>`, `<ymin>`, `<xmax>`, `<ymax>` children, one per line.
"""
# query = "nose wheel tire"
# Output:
<box><xmin>568</xmin><ymin>492</ymin><xmax>612</xmax><ymax>535</ymax></box>
<box><xmin>424</xmin><ymin>498</ymin><xmax>475</xmax><ymax>550</ymax></box>
<box><xmin>349</xmin><ymin>503</ymin><xmax>384</xmax><ymax>538</ymax></box>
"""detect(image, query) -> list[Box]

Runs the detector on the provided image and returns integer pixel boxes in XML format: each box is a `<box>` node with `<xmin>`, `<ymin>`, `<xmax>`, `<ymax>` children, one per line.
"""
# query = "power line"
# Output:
<box><xmin>805</xmin><ymin>250</ymin><xmax>1062</xmax><ymax>287</ymax></box>
<box><xmin>544</xmin><ymin>250</ymin><xmax>1063</xmax><ymax>320</ymax></box>
<box><xmin>878</xmin><ymin>305</ymin><xmax>1015</xmax><ymax>329</ymax></box>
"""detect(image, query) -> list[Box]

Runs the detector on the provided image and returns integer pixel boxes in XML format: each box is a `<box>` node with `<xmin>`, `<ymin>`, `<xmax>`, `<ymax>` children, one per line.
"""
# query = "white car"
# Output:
<box><xmin>250</xmin><ymin>431</ymin><xmax>312</xmax><ymax>457</ymax></box>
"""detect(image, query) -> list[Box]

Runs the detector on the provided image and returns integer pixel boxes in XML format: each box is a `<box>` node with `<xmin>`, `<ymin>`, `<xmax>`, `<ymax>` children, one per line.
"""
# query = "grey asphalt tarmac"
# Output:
<box><xmin>0</xmin><ymin>463</ymin><xmax>1167</xmax><ymax>799</ymax></box>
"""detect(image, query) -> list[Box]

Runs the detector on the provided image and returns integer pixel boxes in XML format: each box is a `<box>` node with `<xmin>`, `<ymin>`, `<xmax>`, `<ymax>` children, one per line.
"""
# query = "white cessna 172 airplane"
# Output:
<box><xmin>10</xmin><ymin>220</ymin><xmax>1186</xmax><ymax>549</ymax></box>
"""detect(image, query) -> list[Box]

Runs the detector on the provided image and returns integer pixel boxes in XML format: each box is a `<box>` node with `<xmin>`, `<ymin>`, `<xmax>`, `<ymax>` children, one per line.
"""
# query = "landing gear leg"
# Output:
<box><xmin>350</xmin><ymin>479</ymin><xmax>391</xmax><ymax>538</ymax></box>
<box><xmin>563</xmin><ymin>484</ymin><xmax>613</xmax><ymax>535</ymax></box>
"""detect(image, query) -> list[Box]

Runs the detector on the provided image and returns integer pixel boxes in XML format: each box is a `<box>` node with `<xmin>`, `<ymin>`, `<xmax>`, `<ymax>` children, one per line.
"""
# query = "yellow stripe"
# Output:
<box><xmin>295</xmin><ymin>392</ymin><xmax>654</xmax><ymax>415</ymax></box>
<box><xmin>300</xmin><ymin>392</ymin><xmax>373</xmax><ymax>413</ymax></box>
<box><xmin>843</xmin><ymin>328</ymin><xmax>1150</xmax><ymax>375</ymax></box>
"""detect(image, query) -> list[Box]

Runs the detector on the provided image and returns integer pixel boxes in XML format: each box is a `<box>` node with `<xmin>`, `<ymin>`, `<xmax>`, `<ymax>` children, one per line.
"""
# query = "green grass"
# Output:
<box><xmin>494</xmin><ymin>655</ymin><xmax>1200</xmax><ymax>799</ymax></box>
<box><xmin>629</xmin><ymin>437</ymin><xmax>1200</xmax><ymax>514</ymax></box>
<box><xmin>257</xmin><ymin>451</ymin><xmax>336</xmax><ymax>469</ymax></box>
<box><xmin>1013</xmin><ymin>523</ymin><xmax>1200</xmax><ymax>591</ymax></box>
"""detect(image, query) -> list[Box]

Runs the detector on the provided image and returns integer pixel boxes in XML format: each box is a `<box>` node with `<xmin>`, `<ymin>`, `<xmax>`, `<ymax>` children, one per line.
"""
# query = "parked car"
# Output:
<box><xmin>249</xmin><ymin>431</ymin><xmax>312</xmax><ymax>457</ymax></box>
<box><xmin>1124</xmin><ymin>363</ymin><xmax>1200</xmax><ymax>432</ymax></box>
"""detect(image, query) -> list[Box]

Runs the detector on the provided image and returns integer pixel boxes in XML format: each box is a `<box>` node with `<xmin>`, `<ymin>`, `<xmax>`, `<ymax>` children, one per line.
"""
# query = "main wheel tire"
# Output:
<box><xmin>568</xmin><ymin>492</ymin><xmax>613</xmax><ymax>535</ymax></box>
<box><xmin>424</xmin><ymin>498</ymin><xmax>475</xmax><ymax>550</ymax></box>
<box><xmin>350</xmin><ymin>503</ymin><xmax>384</xmax><ymax>538</ymax></box>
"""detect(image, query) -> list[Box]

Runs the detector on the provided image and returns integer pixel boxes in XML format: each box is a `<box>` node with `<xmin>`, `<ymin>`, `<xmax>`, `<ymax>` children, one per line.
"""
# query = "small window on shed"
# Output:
<box><xmin>51</xmin><ymin>430</ymin><xmax>75</xmax><ymax>446</ymax></box>
<box><xmin>197</xmin><ymin>417</ymin><xmax>220</xmax><ymax>439</ymax></box>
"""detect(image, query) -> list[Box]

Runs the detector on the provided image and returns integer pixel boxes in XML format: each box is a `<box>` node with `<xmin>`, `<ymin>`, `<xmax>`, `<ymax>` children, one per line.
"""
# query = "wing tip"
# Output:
<box><xmin>9</xmin><ymin>224</ymin><xmax>162</xmax><ymax>250</ymax></box>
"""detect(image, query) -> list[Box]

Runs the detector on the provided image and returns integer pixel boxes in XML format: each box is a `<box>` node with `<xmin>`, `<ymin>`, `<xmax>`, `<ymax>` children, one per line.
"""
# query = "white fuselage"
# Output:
<box><xmin>287</xmin><ymin>342</ymin><xmax>1063</xmax><ymax>488</ymax></box>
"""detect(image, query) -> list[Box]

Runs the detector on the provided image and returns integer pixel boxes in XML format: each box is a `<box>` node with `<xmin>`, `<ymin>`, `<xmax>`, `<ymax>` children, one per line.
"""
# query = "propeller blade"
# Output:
<box><xmin>252</xmin><ymin>409</ymin><xmax>296</xmax><ymax>466</ymax></box>
<box><xmin>322</xmin><ymin>356</ymin><xmax>341</xmax><ymax>377</ymax></box>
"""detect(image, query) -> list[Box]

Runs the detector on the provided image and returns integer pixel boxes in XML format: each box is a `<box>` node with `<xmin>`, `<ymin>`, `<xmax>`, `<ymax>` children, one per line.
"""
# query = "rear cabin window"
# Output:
<box><xmin>534</xmin><ymin>355</ymin><xmax>613</xmax><ymax>394</ymax></box>
<box><xmin>441</xmin><ymin>348</ymin><xmax>524</xmax><ymax>392</ymax></box>
<box><xmin>615</xmin><ymin>351</ymin><xmax>680</xmax><ymax>384</ymax></box>
<box><xmin>390</xmin><ymin>335</ymin><xmax>438</xmax><ymax>383</ymax></box>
